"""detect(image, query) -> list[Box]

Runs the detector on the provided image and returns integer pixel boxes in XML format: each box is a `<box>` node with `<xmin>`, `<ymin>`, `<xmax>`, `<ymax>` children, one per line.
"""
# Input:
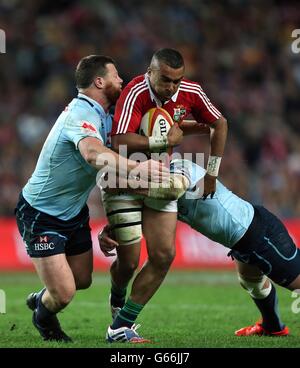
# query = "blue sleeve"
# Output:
<box><xmin>170</xmin><ymin>159</ymin><xmax>206</xmax><ymax>189</ymax></box>
<box><xmin>63</xmin><ymin>113</ymin><xmax>104</xmax><ymax>149</ymax></box>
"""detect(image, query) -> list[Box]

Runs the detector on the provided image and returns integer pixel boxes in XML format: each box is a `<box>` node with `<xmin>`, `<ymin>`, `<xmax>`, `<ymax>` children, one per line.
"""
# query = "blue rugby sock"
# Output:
<box><xmin>253</xmin><ymin>284</ymin><xmax>284</xmax><ymax>332</ymax></box>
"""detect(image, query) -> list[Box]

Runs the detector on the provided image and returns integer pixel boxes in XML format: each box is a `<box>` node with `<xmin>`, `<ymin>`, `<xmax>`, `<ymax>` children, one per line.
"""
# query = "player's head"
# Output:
<box><xmin>148</xmin><ymin>48</ymin><xmax>185</xmax><ymax>102</ymax></box>
<box><xmin>75</xmin><ymin>55</ymin><xmax>123</xmax><ymax>104</ymax></box>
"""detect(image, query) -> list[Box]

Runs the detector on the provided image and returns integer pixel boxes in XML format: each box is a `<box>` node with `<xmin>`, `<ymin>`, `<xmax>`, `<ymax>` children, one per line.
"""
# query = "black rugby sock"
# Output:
<box><xmin>110</xmin><ymin>280</ymin><xmax>127</xmax><ymax>308</ymax></box>
<box><xmin>35</xmin><ymin>288</ymin><xmax>56</xmax><ymax>326</ymax></box>
<box><xmin>253</xmin><ymin>284</ymin><xmax>284</xmax><ymax>332</ymax></box>
<box><xmin>35</xmin><ymin>288</ymin><xmax>46</xmax><ymax>306</ymax></box>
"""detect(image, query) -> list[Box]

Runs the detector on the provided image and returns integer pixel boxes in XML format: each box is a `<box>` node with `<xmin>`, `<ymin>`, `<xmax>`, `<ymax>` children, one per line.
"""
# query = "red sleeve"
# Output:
<box><xmin>182</xmin><ymin>81</ymin><xmax>222</xmax><ymax>124</ymax></box>
<box><xmin>111</xmin><ymin>80</ymin><xmax>146</xmax><ymax>135</ymax></box>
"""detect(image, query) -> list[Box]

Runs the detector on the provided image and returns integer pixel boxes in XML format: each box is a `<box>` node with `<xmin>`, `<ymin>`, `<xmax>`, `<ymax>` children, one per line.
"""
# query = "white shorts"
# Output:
<box><xmin>101</xmin><ymin>191</ymin><xmax>178</xmax><ymax>213</ymax></box>
<box><xmin>144</xmin><ymin>197</ymin><xmax>177</xmax><ymax>212</ymax></box>
<box><xmin>100</xmin><ymin>190</ymin><xmax>177</xmax><ymax>245</ymax></box>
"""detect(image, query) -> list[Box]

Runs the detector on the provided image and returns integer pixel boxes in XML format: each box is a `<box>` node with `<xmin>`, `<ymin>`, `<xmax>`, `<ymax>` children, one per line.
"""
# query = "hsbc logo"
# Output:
<box><xmin>34</xmin><ymin>235</ymin><xmax>55</xmax><ymax>251</ymax></box>
<box><xmin>34</xmin><ymin>243</ymin><xmax>55</xmax><ymax>251</ymax></box>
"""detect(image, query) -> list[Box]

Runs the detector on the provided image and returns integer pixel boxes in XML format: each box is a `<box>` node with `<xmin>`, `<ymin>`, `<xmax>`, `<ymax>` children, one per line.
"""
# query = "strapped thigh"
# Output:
<box><xmin>102</xmin><ymin>192</ymin><xmax>143</xmax><ymax>245</ymax></box>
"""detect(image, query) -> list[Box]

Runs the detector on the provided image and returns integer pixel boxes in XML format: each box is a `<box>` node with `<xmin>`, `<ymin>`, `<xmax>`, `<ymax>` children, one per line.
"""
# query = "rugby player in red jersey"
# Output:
<box><xmin>103</xmin><ymin>48</ymin><xmax>227</xmax><ymax>343</ymax></box>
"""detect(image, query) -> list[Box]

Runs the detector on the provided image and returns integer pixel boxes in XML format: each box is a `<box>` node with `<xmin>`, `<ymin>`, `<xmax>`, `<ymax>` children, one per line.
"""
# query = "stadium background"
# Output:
<box><xmin>0</xmin><ymin>0</ymin><xmax>299</xmax><ymax>271</ymax></box>
<box><xmin>1</xmin><ymin>0</ymin><xmax>300</xmax><ymax>349</ymax></box>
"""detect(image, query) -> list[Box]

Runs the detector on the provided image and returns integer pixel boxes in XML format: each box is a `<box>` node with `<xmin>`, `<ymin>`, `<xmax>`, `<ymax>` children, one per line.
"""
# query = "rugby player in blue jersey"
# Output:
<box><xmin>15</xmin><ymin>55</ymin><xmax>168</xmax><ymax>342</ymax></box>
<box><xmin>99</xmin><ymin>159</ymin><xmax>298</xmax><ymax>340</ymax></box>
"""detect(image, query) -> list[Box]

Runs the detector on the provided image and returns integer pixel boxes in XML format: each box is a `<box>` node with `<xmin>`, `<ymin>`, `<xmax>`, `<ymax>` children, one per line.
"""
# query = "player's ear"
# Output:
<box><xmin>147</xmin><ymin>67</ymin><xmax>152</xmax><ymax>76</ymax></box>
<box><xmin>93</xmin><ymin>76</ymin><xmax>104</xmax><ymax>89</ymax></box>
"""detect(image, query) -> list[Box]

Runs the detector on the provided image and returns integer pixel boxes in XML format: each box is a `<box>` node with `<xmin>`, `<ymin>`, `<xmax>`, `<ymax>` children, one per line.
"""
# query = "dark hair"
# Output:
<box><xmin>75</xmin><ymin>55</ymin><xmax>116</xmax><ymax>89</ymax></box>
<box><xmin>152</xmin><ymin>48</ymin><xmax>184</xmax><ymax>69</ymax></box>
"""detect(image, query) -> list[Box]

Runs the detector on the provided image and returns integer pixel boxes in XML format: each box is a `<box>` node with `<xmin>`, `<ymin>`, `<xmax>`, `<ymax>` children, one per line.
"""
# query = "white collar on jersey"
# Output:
<box><xmin>144</xmin><ymin>74</ymin><xmax>180</xmax><ymax>106</ymax></box>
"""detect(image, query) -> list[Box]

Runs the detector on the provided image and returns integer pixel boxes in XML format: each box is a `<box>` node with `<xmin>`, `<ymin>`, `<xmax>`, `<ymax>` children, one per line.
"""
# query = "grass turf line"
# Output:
<box><xmin>0</xmin><ymin>271</ymin><xmax>299</xmax><ymax>348</ymax></box>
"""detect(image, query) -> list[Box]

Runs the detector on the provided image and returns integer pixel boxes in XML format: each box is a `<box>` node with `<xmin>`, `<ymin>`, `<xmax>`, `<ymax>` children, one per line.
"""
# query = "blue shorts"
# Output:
<box><xmin>230</xmin><ymin>205</ymin><xmax>300</xmax><ymax>287</ymax></box>
<box><xmin>15</xmin><ymin>193</ymin><xmax>92</xmax><ymax>258</ymax></box>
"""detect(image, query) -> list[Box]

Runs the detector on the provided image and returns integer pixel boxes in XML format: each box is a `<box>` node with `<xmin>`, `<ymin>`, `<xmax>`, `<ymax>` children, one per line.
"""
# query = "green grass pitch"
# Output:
<box><xmin>1</xmin><ymin>271</ymin><xmax>300</xmax><ymax>348</ymax></box>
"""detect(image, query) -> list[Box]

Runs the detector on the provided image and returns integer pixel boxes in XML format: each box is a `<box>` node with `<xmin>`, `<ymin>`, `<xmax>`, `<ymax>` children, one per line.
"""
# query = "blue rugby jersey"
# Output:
<box><xmin>22</xmin><ymin>93</ymin><xmax>112</xmax><ymax>220</ymax></box>
<box><xmin>171</xmin><ymin>159</ymin><xmax>254</xmax><ymax>248</ymax></box>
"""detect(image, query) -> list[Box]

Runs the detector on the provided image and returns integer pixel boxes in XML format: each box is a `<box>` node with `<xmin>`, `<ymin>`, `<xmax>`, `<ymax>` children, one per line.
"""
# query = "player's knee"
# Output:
<box><xmin>170</xmin><ymin>174</ymin><xmax>190</xmax><ymax>199</ymax></box>
<box><xmin>149</xmin><ymin>174</ymin><xmax>189</xmax><ymax>200</ymax></box>
<box><xmin>238</xmin><ymin>274</ymin><xmax>271</xmax><ymax>299</ymax></box>
<box><xmin>76</xmin><ymin>275</ymin><xmax>92</xmax><ymax>290</ymax></box>
<box><xmin>58</xmin><ymin>290</ymin><xmax>75</xmax><ymax>307</ymax></box>
<box><xmin>50</xmin><ymin>286</ymin><xmax>76</xmax><ymax>308</ymax></box>
<box><xmin>149</xmin><ymin>247</ymin><xmax>176</xmax><ymax>270</ymax></box>
<box><xmin>112</xmin><ymin>254</ymin><xmax>139</xmax><ymax>277</ymax></box>
<box><xmin>120</xmin><ymin>259</ymin><xmax>139</xmax><ymax>275</ymax></box>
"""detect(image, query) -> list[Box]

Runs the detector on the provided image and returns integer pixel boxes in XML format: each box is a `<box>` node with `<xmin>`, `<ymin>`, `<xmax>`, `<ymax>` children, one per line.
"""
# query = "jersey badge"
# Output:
<box><xmin>81</xmin><ymin>121</ymin><xmax>97</xmax><ymax>133</ymax></box>
<box><xmin>173</xmin><ymin>105</ymin><xmax>186</xmax><ymax>122</ymax></box>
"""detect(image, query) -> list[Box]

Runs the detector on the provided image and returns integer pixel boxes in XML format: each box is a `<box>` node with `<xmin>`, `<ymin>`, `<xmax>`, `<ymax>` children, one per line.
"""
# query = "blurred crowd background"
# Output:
<box><xmin>0</xmin><ymin>0</ymin><xmax>299</xmax><ymax>219</ymax></box>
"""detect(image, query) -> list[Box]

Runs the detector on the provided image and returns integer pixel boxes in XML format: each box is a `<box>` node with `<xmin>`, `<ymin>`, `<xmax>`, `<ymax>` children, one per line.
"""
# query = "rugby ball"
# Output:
<box><xmin>139</xmin><ymin>107</ymin><xmax>174</xmax><ymax>154</ymax></box>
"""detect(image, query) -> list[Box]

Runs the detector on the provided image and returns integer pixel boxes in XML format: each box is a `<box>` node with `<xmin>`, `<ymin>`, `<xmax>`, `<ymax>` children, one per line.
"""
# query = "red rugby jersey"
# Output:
<box><xmin>112</xmin><ymin>74</ymin><xmax>222</xmax><ymax>135</ymax></box>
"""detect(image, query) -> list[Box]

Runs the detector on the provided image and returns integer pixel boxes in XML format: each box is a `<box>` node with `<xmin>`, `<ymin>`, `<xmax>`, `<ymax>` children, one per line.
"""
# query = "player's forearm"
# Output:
<box><xmin>90</xmin><ymin>149</ymin><xmax>138</xmax><ymax>176</ymax></box>
<box><xmin>110</xmin><ymin>174</ymin><xmax>189</xmax><ymax>200</ymax></box>
<box><xmin>180</xmin><ymin>120</ymin><xmax>210</xmax><ymax>136</ymax></box>
<box><xmin>209</xmin><ymin>116</ymin><xmax>228</xmax><ymax>157</ymax></box>
<box><xmin>112</xmin><ymin>133</ymin><xmax>150</xmax><ymax>154</ymax></box>
<box><xmin>79</xmin><ymin>138</ymin><xmax>137</xmax><ymax>174</ymax></box>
